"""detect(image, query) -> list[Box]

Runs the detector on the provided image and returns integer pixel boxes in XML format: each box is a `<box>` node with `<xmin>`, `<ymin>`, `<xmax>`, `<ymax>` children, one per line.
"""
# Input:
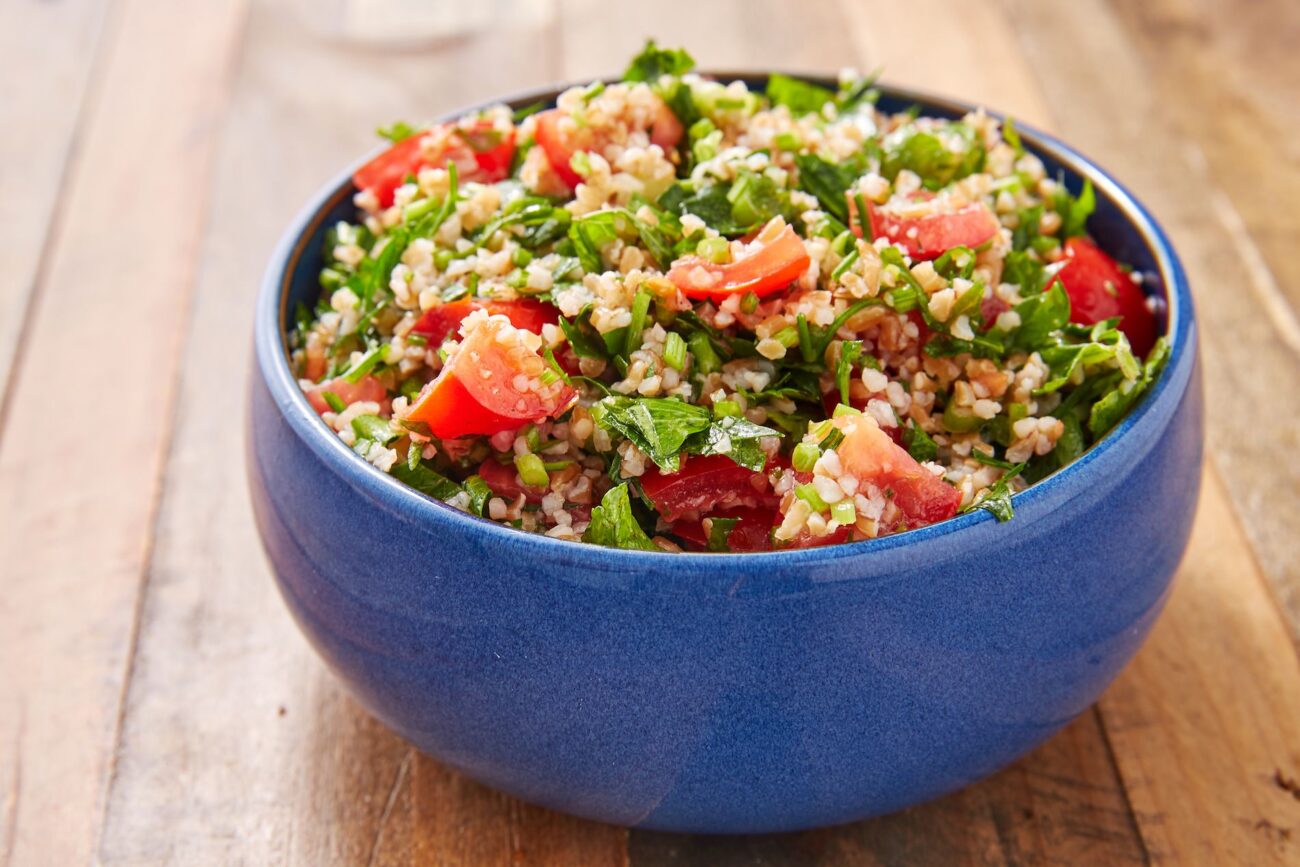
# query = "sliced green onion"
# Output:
<box><xmin>807</xmin><ymin>419</ymin><xmax>835</xmax><ymax>441</ymax></box>
<box><xmin>523</xmin><ymin>424</ymin><xmax>542</xmax><ymax>453</ymax></box>
<box><xmin>542</xmin><ymin>459</ymin><xmax>573</xmax><ymax>472</ymax></box>
<box><xmin>351</xmin><ymin>414</ymin><xmax>396</xmax><ymax>445</ymax></box>
<box><xmin>818</xmin><ymin>426</ymin><xmax>846</xmax><ymax>451</ymax></box>
<box><xmin>506</xmin><ymin>268</ymin><xmax>528</xmax><ymax>289</ymax></box>
<box><xmin>1008</xmin><ymin>402</ymin><xmax>1029</xmax><ymax>423</ymax></box>
<box><xmin>942</xmin><ymin>403</ymin><xmax>983</xmax><ymax>433</ymax></box>
<box><xmin>625</xmin><ymin>289</ymin><xmax>652</xmax><ymax>356</ymax></box>
<box><xmin>663</xmin><ymin>331</ymin><xmax>687</xmax><ymax>371</ymax></box>
<box><xmin>688</xmin><ymin>331</ymin><xmax>720</xmax><ymax>375</ymax></box>
<box><xmin>831</xmin><ymin>246</ymin><xmax>861</xmax><ymax>280</ymax></box>
<box><xmin>695</xmin><ymin>236</ymin><xmax>731</xmax><ymax>264</ymax></box>
<box><xmin>512</xmin><ymin>247</ymin><xmax>534</xmax><ymax>267</ymax></box>
<box><xmin>713</xmin><ymin>399</ymin><xmax>742</xmax><ymax>418</ymax></box>
<box><xmin>773</xmin><ymin>326</ymin><xmax>800</xmax><ymax>348</ymax></box>
<box><xmin>740</xmin><ymin>291</ymin><xmax>760</xmax><ymax>314</ymax></box>
<box><xmin>795</xmin><ymin>483</ymin><xmax>829</xmax><ymax>513</ymax></box>
<box><xmin>854</xmin><ymin>193</ymin><xmax>874</xmax><ymax>240</ymax></box>
<box><xmin>792</xmin><ymin>441</ymin><xmax>820</xmax><ymax>472</ymax></box>
<box><xmin>830</xmin><ymin>230</ymin><xmax>854</xmax><ymax>256</ymax></box>
<box><xmin>797</xmin><ymin>314</ymin><xmax>817</xmax><ymax>363</ymax></box>
<box><xmin>831</xmin><ymin>500</ymin><xmax>857</xmax><ymax>525</ymax></box>
<box><xmin>832</xmin><ymin>403</ymin><xmax>861</xmax><ymax>418</ymax></box>
<box><xmin>775</xmin><ymin>131</ymin><xmax>802</xmax><ymax>151</ymax></box>
<box><xmin>515</xmin><ymin>453</ymin><xmax>549</xmax><ymax>488</ymax></box>
<box><xmin>321</xmin><ymin>391</ymin><xmax>347</xmax><ymax>413</ymax></box>
<box><xmin>341</xmin><ymin>345</ymin><xmax>383</xmax><ymax>384</ymax></box>
<box><xmin>570</xmin><ymin>151</ymin><xmax>593</xmax><ymax>178</ymax></box>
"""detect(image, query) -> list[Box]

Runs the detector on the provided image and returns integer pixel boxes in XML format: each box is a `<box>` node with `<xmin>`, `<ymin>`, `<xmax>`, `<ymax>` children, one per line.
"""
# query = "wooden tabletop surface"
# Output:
<box><xmin>3</xmin><ymin>0</ymin><xmax>1299</xmax><ymax>863</ymax></box>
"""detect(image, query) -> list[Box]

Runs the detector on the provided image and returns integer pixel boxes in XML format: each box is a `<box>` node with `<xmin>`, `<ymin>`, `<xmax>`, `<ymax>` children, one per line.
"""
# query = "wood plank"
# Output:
<box><xmin>1003</xmin><ymin>0</ymin><xmax>1300</xmax><ymax>642</ymax></box>
<box><xmin>1099</xmin><ymin>469</ymin><xmax>1300</xmax><ymax>864</ymax></box>
<box><xmin>0</xmin><ymin>0</ymin><xmax>112</xmax><ymax>410</ymax></box>
<box><xmin>1100</xmin><ymin>0</ymin><xmax>1300</xmax><ymax>641</ymax></box>
<box><xmin>96</xmin><ymin>1</ymin><xmax>626</xmax><ymax>864</ymax></box>
<box><xmin>0</xmin><ymin>0</ymin><xmax>248</xmax><ymax>863</ymax></box>
<box><xmin>1001</xmin><ymin>0</ymin><xmax>1300</xmax><ymax>861</ymax></box>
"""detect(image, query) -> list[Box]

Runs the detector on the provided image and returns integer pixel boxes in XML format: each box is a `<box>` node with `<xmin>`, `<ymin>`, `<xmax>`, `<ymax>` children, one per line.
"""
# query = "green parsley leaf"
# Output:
<box><xmin>623</xmin><ymin>40</ymin><xmax>695</xmax><ymax>82</ymax></box>
<box><xmin>902</xmin><ymin>424</ymin><xmax>939</xmax><ymax>462</ymax></box>
<box><xmin>391</xmin><ymin>461</ymin><xmax>464</xmax><ymax>502</ymax></box>
<box><xmin>965</xmin><ymin>463</ymin><xmax>1026</xmax><ymax>523</ymax></box>
<box><xmin>794</xmin><ymin>153</ymin><xmax>855</xmax><ymax>224</ymax></box>
<box><xmin>1088</xmin><ymin>336</ymin><xmax>1170</xmax><ymax>436</ymax></box>
<box><xmin>1007</xmin><ymin>281</ymin><xmax>1070</xmax><ymax>351</ymax></box>
<box><xmin>590</xmin><ymin>396</ymin><xmax>713</xmax><ymax>472</ymax></box>
<box><xmin>881</xmin><ymin>123</ymin><xmax>985</xmax><ymax>191</ymax></box>
<box><xmin>376</xmin><ymin>121</ymin><xmax>419</xmax><ymax>143</ymax></box>
<box><xmin>584</xmin><ymin>483</ymin><xmax>659</xmax><ymax>550</ymax></box>
<box><xmin>685</xmin><ymin>414</ymin><xmax>781</xmax><ymax>472</ymax></box>
<box><xmin>706</xmin><ymin>516</ymin><xmax>740</xmax><ymax>552</ymax></box>
<box><xmin>766</xmin><ymin>73</ymin><xmax>835</xmax><ymax>114</ymax></box>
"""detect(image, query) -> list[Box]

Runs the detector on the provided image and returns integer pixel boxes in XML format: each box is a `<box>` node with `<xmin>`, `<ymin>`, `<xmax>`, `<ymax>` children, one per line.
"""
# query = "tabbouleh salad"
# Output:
<box><xmin>290</xmin><ymin>42</ymin><xmax>1168</xmax><ymax>553</ymax></box>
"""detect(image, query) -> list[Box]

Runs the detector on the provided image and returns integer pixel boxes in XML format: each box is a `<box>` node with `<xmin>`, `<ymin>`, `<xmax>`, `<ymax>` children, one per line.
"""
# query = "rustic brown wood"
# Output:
<box><xmin>1103</xmin><ymin>0</ymin><xmax>1300</xmax><ymax>644</ymax></box>
<box><xmin>0</xmin><ymin>0</ymin><xmax>248</xmax><ymax>863</ymax></box>
<box><xmin>3</xmin><ymin>0</ymin><xmax>1298</xmax><ymax>864</ymax></box>
<box><xmin>1003</xmin><ymin>0</ymin><xmax>1300</xmax><ymax>645</ymax></box>
<box><xmin>0</xmin><ymin>0</ymin><xmax>113</xmax><ymax>409</ymax></box>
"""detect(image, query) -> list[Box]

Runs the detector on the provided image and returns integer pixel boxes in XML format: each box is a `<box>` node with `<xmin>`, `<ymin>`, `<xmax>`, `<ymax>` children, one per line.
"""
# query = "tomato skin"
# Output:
<box><xmin>406</xmin><ymin>316</ymin><xmax>577</xmax><ymax>439</ymax></box>
<box><xmin>649</xmin><ymin>101</ymin><xmax>684</xmax><ymax>151</ymax></box>
<box><xmin>1056</xmin><ymin>237</ymin><xmax>1156</xmax><ymax>357</ymax></box>
<box><xmin>833</xmin><ymin>414</ymin><xmax>960</xmax><ymax>527</ymax></box>
<box><xmin>479</xmin><ymin>458</ymin><xmax>546</xmax><ymax>503</ymax></box>
<box><xmin>306</xmin><ymin>375</ymin><xmax>389</xmax><ymax>416</ymax></box>
<box><xmin>849</xmin><ymin>194</ymin><xmax>1000</xmax><ymax>261</ymax></box>
<box><xmin>667</xmin><ymin>222</ymin><xmax>810</xmax><ymax>301</ymax></box>
<box><xmin>466</xmin><ymin>125</ymin><xmax>516</xmax><ymax>181</ymax></box>
<box><xmin>669</xmin><ymin>506</ymin><xmax>776</xmax><ymax>552</ymax></box>
<box><xmin>534</xmin><ymin>109</ymin><xmax>587</xmax><ymax>189</ymax></box>
<box><xmin>353</xmin><ymin>135</ymin><xmax>427</xmax><ymax>208</ymax></box>
<box><xmin>405</xmin><ymin>369</ymin><xmax>526</xmax><ymax>439</ymax></box>
<box><xmin>353</xmin><ymin>121</ymin><xmax>516</xmax><ymax>208</ymax></box>
<box><xmin>640</xmin><ymin>454</ymin><xmax>779</xmax><ymax>521</ymax></box>
<box><xmin>412</xmin><ymin>298</ymin><xmax>561</xmax><ymax>345</ymax></box>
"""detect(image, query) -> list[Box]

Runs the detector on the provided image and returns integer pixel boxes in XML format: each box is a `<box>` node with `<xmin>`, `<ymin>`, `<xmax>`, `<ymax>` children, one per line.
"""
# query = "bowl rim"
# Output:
<box><xmin>255</xmin><ymin>73</ymin><xmax>1195</xmax><ymax>568</ymax></box>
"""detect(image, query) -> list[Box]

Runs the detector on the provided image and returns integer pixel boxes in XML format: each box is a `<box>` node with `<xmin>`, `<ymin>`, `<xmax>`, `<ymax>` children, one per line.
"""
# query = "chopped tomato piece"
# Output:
<box><xmin>305</xmin><ymin>375</ymin><xmax>389</xmax><ymax>416</ymax></box>
<box><xmin>832</xmin><ymin>414</ymin><xmax>960</xmax><ymax>527</ymax></box>
<box><xmin>667</xmin><ymin>219</ymin><xmax>810</xmax><ymax>301</ymax></box>
<box><xmin>353</xmin><ymin>120</ymin><xmax>516</xmax><ymax>208</ymax></box>
<box><xmin>649</xmin><ymin>100</ymin><xmax>685</xmax><ymax>151</ymax></box>
<box><xmin>479</xmin><ymin>458</ymin><xmax>546</xmax><ymax>503</ymax></box>
<box><xmin>1056</xmin><ymin>237</ymin><xmax>1156</xmax><ymax>357</ymax></box>
<box><xmin>669</xmin><ymin>506</ymin><xmax>777</xmax><ymax>552</ymax></box>
<box><xmin>640</xmin><ymin>454</ymin><xmax>779</xmax><ymax>522</ymax></box>
<box><xmin>849</xmin><ymin>194</ymin><xmax>1000</xmax><ymax>261</ymax></box>
<box><xmin>412</xmin><ymin>298</ymin><xmax>560</xmax><ymax>345</ymax></box>
<box><xmin>406</xmin><ymin>315</ymin><xmax>576</xmax><ymax>439</ymax></box>
<box><xmin>534</xmin><ymin>109</ymin><xmax>591</xmax><ymax>189</ymax></box>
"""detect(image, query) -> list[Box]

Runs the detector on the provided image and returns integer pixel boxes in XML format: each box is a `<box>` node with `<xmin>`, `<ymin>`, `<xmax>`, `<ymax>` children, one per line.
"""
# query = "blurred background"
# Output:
<box><xmin>2</xmin><ymin>0</ymin><xmax>1298</xmax><ymax>864</ymax></box>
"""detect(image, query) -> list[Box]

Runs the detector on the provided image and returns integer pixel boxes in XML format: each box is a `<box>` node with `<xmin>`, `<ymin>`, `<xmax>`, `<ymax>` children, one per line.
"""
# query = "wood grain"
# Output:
<box><xmin>0</xmin><ymin>0</ymin><xmax>113</xmax><ymax>411</ymax></box>
<box><xmin>96</xmin><ymin>1</ymin><xmax>624</xmax><ymax>864</ymax></box>
<box><xmin>1003</xmin><ymin>0</ymin><xmax>1300</xmax><ymax>644</ymax></box>
<box><xmin>1</xmin><ymin>0</ymin><xmax>1296</xmax><ymax>864</ymax></box>
<box><xmin>0</xmin><ymin>0</ymin><xmax>247</xmax><ymax>863</ymax></box>
<box><xmin>1103</xmin><ymin>0</ymin><xmax>1300</xmax><ymax>642</ymax></box>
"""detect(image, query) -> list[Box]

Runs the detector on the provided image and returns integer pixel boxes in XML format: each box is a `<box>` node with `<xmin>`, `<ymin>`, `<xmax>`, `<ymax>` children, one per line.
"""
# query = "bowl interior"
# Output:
<box><xmin>265</xmin><ymin>75</ymin><xmax>1191</xmax><ymax>564</ymax></box>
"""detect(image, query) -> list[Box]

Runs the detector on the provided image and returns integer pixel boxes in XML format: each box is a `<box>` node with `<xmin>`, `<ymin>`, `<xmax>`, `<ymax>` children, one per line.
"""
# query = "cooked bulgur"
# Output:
<box><xmin>290</xmin><ymin>42</ymin><xmax>1168</xmax><ymax>553</ymax></box>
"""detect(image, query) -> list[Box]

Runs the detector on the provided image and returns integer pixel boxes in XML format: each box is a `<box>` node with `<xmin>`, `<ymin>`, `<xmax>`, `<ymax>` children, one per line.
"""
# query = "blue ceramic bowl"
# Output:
<box><xmin>248</xmin><ymin>77</ymin><xmax>1202</xmax><ymax>834</ymax></box>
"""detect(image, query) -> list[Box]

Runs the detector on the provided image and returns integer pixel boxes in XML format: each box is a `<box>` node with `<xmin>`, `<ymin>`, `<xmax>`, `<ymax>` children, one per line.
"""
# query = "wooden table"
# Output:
<box><xmin>3</xmin><ymin>0</ymin><xmax>1298</xmax><ymax>863</ymax></box>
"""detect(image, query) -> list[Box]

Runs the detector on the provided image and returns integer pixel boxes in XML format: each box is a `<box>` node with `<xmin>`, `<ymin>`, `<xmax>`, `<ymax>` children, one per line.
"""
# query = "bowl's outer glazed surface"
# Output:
<box><xmin>248</xmin><ymin>80</ymin><xmax>1203</xmax><ymax>833</ymax></box>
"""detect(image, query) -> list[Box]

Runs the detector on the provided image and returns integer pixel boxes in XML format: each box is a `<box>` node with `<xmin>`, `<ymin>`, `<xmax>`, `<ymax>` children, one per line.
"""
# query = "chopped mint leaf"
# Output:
<box><xmin>685</xmin><ymin>414</ymin><xmax>780</xmax><ymax>472</ymax></box>
<box><xmin>794</xmin><ymin>153</ymin><xmax>855</xmax><ymax>224</ymax></box>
